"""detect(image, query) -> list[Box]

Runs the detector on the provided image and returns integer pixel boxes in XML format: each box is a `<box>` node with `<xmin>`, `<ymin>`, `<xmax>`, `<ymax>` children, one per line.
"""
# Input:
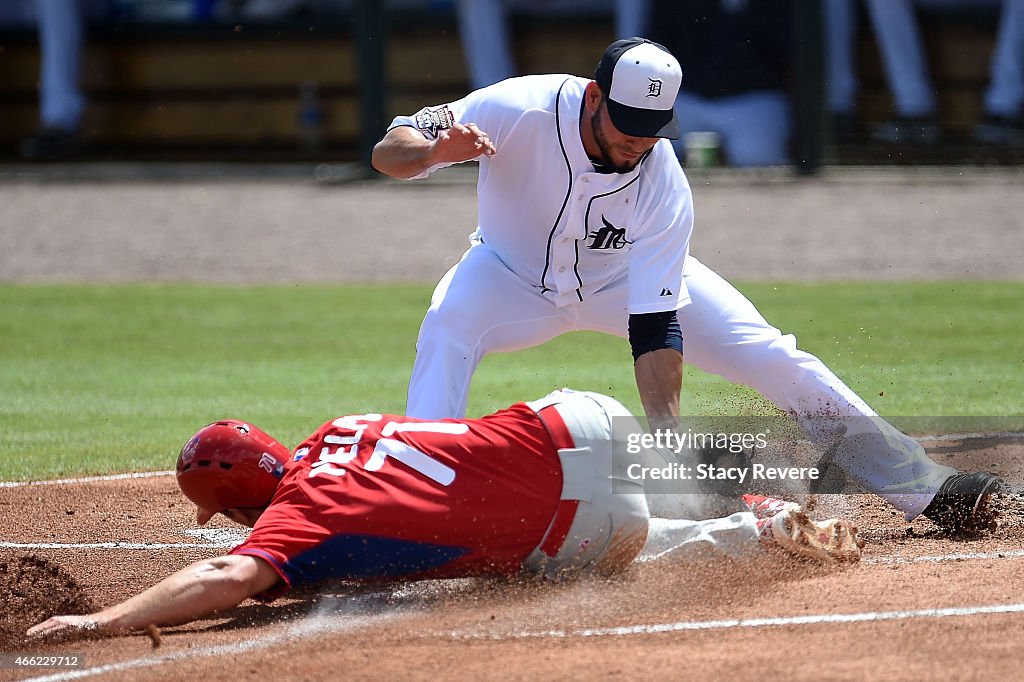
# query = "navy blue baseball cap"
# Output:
<box><xmin>594</xmin><ymin>38</ymin><xmax>682</xmax><ymax>139</ymax></box>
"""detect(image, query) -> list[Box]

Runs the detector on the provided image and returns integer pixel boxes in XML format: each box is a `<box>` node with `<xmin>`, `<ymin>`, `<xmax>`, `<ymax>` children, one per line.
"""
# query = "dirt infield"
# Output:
<box><xmin>1</xmin><ymin>167</ymin><xmax>1022</xmax><ymax>680</ymax></box>
<box><xmin>1</xmin><ymin>434</ymin><xmax>1023</xmax><ymax>681</ymax></box>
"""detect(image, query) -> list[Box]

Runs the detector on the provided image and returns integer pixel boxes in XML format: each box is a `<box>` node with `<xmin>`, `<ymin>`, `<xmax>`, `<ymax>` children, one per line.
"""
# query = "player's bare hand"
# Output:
<box><xmin>27</xmin><ymin>615</ymin><xmax>105</xmax><ymax>640</ymax></box>
<box><xmin>432</xmin><ymin>122</ymin><xmax>496</xmax><ymax>163</ymax></box>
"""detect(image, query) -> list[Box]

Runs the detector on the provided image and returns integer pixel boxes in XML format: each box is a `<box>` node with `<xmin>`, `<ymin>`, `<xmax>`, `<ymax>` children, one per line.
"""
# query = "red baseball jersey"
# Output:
<box><xmin>230</xmin><ymin>403</ymin><xmax>563</xmax><ymax>595</ymax></box>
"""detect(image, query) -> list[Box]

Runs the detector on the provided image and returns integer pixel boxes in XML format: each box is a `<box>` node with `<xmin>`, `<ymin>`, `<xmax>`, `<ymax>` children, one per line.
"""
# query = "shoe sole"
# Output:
<box><xmin>968</xmin><ymin>475</ymin><xmax>1001</xmax><ymax>516</ymax></box>
<box><xmin>958</xmin><ymin>475</ymin><xmax>1001</xmax><ymax>533</ymax></box>
<box><xmin>926</xmin><ymin>474</ymin><xmax>1001</xmax><ymax>534</ymax></box>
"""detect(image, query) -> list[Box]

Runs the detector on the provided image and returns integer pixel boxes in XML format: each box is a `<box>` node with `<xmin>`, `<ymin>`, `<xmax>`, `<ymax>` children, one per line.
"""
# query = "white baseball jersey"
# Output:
<box><xmin>388</xmin><ymin>74</ymin><xmax>693</xmax><ymax>314</ymax></box>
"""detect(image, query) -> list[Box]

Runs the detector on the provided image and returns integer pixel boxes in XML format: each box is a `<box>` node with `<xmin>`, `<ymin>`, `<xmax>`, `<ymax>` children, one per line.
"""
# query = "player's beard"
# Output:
<box><xmin>591</xmin><ymin>107</ymin><xmax>643</xmax><ymax>174</ymax></box>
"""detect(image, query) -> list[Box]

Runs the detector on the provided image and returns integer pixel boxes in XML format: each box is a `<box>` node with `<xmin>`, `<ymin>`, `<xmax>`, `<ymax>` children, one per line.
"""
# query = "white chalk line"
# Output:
<box><xmin>915</xmin><ymin>431</ymin><xmax>1024</xmax><ymax>442</ymax></box>
<box><xmin>20</xmin><ymin>595</ymin><xmax>404</xmax><ymax>682</ymax></box>
<box><xmin>0</xmin><ymin>471</ymin><xmax>173</xmax><ymax>488</ymax></box>
<box><xmin>864</xmin><ymin>548</ymin><xmax>1024</xmax><ymax>564</ymax></box>
<box><xmin>442</xmin><ymin>602</ymin><xmax>1024</xmax><ymax>641</ymax></box>
<box><xmin>0</xmin><ymin>529</ymin><xmax>249</xmax><ymax>551</ymax></box>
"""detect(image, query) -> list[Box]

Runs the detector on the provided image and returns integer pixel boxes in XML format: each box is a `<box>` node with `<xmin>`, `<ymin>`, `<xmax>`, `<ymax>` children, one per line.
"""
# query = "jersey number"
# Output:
<box><xmin>309</xmin><ymin>414</ymin><xmax>464</xmax><ymax>486</ymax></box>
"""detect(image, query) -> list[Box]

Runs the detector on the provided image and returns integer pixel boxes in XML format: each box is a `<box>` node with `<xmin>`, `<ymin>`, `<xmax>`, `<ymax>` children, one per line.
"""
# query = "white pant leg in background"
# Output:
<box><xmin>37</xmin><ymin>0</ymin><xmax>86</xmax><ymax>130</ymax></box>
<box><xmin>670</xmin><ymin>91</ymin><xmax>793</xmax><ymax>167</ymax></box>
<box><xmin>676</xmin><ymin>256</ymin><xmax>955</xmax><ymax>518</ymax></box>
<box><xmin>825</xmin><ymin>0</ymin><xmax>858</xmax><ymax>114</ymax></box>
<box><xmin>406</xmin><ymin>242</ymin><xmax>574</xmax><ymax>419</ymax></box>
<box><xmin>614</xmin><ymin>0</ymin><xmax>649</xmax><ymax>38</ymax></box>
<box><xmin>456</xmin><ymin>0</ymin><xmax>516</xmax><ymax>89</ymax></box>
<box><xmin>985</xmin><ymin>0</ymin><xmax>1024</xmax><ymax>117</ymax></box>
<box><xmin>863</xmin><ymin>0</ymin><xmax>937</xmax><ymax>116</ymax></box>
<box><xmin>456</xmin><ymin>0</ymin><xmax>628</xmax><ymax>91</ymax></box>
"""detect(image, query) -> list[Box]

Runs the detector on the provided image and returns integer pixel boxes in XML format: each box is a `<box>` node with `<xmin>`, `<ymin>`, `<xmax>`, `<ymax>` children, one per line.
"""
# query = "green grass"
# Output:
<box><xmin>1</xmin><ymin>282</ymin><xmax>1021</xmax><ymax>480</ymax></box>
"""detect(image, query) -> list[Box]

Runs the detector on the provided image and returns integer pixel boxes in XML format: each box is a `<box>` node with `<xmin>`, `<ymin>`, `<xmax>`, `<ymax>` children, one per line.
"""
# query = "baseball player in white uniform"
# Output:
<box><xmin>371</xmin><ymin>38</ymin><xmax>999</xmax><ymax>533</ymax></box>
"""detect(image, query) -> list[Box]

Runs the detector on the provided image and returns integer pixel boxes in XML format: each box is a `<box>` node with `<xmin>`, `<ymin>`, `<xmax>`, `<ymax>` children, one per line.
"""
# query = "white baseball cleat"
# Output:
<box><xmin>759</xmin><ymin>508</ymin><xmax>864</xmax><ymax>563</ymax></box>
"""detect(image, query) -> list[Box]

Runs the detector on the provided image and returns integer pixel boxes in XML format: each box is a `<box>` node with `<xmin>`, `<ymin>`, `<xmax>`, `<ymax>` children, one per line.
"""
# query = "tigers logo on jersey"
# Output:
<box><xmin>415</xmin><ymin>105</ymin><xmax>455</xmax><ymax>138</ymax></box>
<box><xmin>588</xmin><ymin>216</ymin><xmax>633</xmax><ymax>250</ymax></box>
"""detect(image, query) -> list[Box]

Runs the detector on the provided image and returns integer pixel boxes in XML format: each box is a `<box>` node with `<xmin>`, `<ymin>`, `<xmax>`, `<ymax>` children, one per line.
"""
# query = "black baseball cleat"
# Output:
<box><xmin>921</xmin><ymin>472</ymin><xmax>1001</xmax><ymax>533</ymax></box>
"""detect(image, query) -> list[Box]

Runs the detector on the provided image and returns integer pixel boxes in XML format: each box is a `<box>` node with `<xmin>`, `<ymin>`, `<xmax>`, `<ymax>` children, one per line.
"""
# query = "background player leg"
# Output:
<box><xmin>672</xmin><ymin>90</ymin><xmax>792</xmax><ymax>167</ymax></box>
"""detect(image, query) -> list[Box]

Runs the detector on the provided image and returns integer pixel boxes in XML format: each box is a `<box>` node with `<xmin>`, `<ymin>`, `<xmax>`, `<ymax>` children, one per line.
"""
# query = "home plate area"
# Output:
<box><xmin>1</xmin><ymin>436</ymin><xmax>1023</xmax><ymax>681</ymax></box>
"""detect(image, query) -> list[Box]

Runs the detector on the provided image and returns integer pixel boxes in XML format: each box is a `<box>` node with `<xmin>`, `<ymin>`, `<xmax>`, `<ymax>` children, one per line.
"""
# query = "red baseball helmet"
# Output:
<box><xmin>176</xmin><ymin>419</ymin><xmax>289</xmax><ymax>521</ymax></box>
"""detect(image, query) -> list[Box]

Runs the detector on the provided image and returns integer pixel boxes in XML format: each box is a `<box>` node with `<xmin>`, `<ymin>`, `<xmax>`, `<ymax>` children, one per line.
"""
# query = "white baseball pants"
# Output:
<box><xmin>520</xmin><ymin>388</ymin><xmax>764</xmax><ymax>577</ymax></box>
<box><xmin>407</xmin><ymin>242</ymin><xmax>956</xmax><ymax>519</ymax></box>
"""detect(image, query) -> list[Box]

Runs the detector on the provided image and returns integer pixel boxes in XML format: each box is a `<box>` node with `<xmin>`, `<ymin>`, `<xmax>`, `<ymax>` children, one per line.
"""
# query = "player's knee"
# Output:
<box><xmin>757</xmin><ymin>333</ymin><xmax>826</xmax><ymax>382</ymax></box>
<box><xmin>420</xmin><ymin>303</ymin><xmax>477</xmax><ymax>343</ymax></box>
<box><xmin>594</xmin><ymin>519</ymin><xmax>649</xmax><ymax>575</ymax></box>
